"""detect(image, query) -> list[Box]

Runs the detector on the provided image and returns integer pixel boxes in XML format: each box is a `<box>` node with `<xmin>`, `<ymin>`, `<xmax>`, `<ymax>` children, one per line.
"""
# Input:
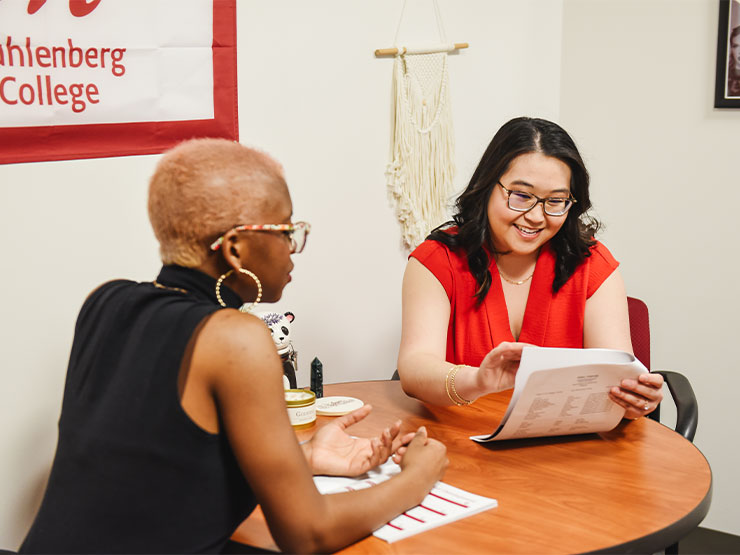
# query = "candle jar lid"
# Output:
<box><xmin>284</xmin><ymin>389</ymin><xmax>316</xmax><ymax>406</ymax></box>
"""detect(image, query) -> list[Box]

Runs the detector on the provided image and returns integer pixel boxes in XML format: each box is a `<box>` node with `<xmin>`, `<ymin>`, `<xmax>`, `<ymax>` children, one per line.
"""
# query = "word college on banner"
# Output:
<box><xmin>0</xmin><ymin>0</ymin><xmax>237</xmax><ymax>164</ymax></box>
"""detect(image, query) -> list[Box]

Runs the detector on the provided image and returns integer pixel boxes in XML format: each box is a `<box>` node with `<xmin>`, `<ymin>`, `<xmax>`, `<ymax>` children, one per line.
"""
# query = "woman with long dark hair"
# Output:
<box><xmin>397</xmin><ymin>117</ymin><xmax>663</xmax><ymax>418</ymax></box>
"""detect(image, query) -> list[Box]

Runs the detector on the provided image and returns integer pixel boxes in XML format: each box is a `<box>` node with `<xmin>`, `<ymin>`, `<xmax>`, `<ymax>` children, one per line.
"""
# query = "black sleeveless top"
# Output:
<box><xmin>20</xmin><ymin>265</ymin><xmax>257</xmax><ymax>554</ymax></box>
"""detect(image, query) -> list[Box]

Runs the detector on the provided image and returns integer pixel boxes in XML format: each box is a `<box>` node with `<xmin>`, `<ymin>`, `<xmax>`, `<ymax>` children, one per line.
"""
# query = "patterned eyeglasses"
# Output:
<box><xmin>210</xmin><ymin>221</ymin><xmax>311</xmax><ymax>254</ymax></box>
<box><xmin>497</xmin><ymin>182</ymin><xmax>576</xmax><ymax>217</ymax></box>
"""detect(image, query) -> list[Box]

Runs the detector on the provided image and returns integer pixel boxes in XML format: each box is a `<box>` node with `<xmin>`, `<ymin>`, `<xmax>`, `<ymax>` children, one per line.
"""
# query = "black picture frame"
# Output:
<box><xmin>715</xmin><ymin>0</ymin><xmax>740</xmax><ymax>108</ymax></box>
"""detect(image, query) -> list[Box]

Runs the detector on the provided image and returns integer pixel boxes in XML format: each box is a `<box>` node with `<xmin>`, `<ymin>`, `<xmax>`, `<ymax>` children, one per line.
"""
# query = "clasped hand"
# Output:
<box><xmin>302</xmin><ymin>404</ymin><xmax>416</xmax><ymax>477</ymax></box>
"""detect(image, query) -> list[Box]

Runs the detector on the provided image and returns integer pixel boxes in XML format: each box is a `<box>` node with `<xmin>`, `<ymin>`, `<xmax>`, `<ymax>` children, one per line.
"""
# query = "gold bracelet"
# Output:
<box><xmin>445</xmin><ymin>364</ymin><xmax>473</xmax><ymax>406</ymax></box>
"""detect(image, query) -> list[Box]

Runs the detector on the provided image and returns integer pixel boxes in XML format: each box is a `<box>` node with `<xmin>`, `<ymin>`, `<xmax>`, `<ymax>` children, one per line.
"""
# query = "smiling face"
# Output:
<box><xmin>487</xmin><ymin>152</ymin><xmax>572</xmax><ymax>258</ymax></box>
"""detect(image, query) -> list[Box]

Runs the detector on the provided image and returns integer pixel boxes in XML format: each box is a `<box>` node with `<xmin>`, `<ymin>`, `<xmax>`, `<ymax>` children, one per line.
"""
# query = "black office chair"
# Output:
<box><xmin>627</xmin><ymin>298</ymin><xmax>701</xmax><ymax>555</ymax></box>
<box><xmin>627</xmin><ymin>297</ymin><xmax>698</xmax><ymax>442</ymax></box>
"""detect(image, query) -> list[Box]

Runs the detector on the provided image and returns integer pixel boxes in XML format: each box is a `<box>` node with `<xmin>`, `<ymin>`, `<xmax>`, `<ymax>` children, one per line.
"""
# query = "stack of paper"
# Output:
<box><xmin>314</xmin><ymin>459</ymin><xmax>497</xmax><ymax>543</ymax></box>
<box><xmin>471</xmin><ymin>347</ymin><xmax>648</xmax><ymax>442</ymax></box>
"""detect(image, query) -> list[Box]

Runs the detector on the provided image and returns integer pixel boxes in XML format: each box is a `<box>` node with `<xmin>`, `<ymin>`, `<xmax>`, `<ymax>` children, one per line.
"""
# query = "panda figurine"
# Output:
<box><xmin>255</xmin><ymin>311</ymin><xmax>297</xmax><ymax>389</ymax></box>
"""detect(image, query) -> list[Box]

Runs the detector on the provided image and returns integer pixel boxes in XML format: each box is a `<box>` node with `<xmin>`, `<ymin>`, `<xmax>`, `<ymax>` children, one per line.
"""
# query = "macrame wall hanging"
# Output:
<box><xmin>376</xmin><ymin>1</ymin><xmax>468</xmax><ymax>251</ymax></box>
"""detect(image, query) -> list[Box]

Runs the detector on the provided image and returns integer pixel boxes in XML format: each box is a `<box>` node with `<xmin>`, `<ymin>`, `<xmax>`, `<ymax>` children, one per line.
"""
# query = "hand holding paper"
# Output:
<box><xmin>475</xmin><ymin>341</ymin><xmax>528</xmax><ymax>395</ymax></box>
<box><xmin>610</xmin><ymin>372</ymin><xmax>664</xmax><ymax>419</ymax></box>
<box><xmin>471</xmin><ymin>347</ymin><xmax>650</xmax><ymax>442</ymax></box>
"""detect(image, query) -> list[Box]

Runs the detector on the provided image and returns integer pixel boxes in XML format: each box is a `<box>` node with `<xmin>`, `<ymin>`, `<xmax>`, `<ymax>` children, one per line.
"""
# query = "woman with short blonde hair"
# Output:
<box><xmin>21</xmin><ymin>138</ymin><xmax>447</xmax><ymax>554</ymax></box>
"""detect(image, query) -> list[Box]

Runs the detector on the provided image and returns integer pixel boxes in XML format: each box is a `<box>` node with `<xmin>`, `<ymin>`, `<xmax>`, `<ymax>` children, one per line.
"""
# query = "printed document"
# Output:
<box><xmin>471</xmin><ymin>347</ymin><xmax>648</xmax><ymax>443</ymax></box>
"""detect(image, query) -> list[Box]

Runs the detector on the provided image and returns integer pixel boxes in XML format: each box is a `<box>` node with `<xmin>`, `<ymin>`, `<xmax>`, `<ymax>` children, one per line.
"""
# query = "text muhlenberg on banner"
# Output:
<box><xmin>0</xmin><ymin>0</ymin><xmax>237</xmax><ymax>164</ymax></box>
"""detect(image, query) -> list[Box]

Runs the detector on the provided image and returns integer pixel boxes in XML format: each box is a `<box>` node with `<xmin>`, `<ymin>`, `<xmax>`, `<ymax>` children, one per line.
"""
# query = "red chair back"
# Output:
<box><xmin>627</xmin><ymin>296</ymin><xmax>651</xmax><ymax>370</ymax></box>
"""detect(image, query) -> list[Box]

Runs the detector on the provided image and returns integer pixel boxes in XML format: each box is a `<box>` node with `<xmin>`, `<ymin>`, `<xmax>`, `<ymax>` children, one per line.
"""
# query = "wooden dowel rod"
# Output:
<box><xmin>374</xmin><ymin>42</ymin><xmax>469</xmax><ymax>57</ymax></box>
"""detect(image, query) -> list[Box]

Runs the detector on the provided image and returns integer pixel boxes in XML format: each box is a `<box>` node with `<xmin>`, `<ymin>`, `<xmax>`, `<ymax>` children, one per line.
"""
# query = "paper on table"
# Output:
<box><xmin>314</xmin><ymin>459</ymin><xmax>497</xmax><ymax>543</ymax></box>
<box><xmin>471</xmin><ymin>347</ymin><xmax>648</xmax><ymax>443</ymax></box>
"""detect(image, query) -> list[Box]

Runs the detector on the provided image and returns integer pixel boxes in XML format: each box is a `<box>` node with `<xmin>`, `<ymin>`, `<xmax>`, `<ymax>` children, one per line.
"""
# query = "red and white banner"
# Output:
<box><xmin>0</xmin><ymin>0</ymin><xmax>237</xmax><ymax>164</ymax></box>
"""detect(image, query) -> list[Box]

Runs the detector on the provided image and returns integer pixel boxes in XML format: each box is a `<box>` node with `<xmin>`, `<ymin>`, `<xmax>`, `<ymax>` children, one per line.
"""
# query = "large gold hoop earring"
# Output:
<box><xmin>215</xmin><ymin>268</ymin><xmax>263</xmax><ymax>312</ymax></box>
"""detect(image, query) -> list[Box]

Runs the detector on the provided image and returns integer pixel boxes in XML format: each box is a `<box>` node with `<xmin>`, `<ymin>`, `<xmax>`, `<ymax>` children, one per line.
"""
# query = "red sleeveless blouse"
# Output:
<box><xmin>410</xmin><ymin>239</ymin><xmax>619</xmax><ymax>366</ymax></box>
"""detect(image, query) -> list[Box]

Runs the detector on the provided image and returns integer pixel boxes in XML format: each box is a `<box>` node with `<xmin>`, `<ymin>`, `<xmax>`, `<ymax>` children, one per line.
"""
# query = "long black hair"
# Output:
<box><xmin>428</xmin><ymin>116</ymin><xmax>600</xmax><ymax>304</ymax></box>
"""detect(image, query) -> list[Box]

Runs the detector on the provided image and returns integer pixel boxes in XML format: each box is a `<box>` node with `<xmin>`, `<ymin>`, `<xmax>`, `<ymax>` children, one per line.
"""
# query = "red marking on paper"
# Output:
<box><xmin>429</xmin><ymin>491</ymin><xmax>469</xmax><ymax>508</ymax></box>
<box><xmin>419</xmin><ymin>503</ymin><xmax>446</xmax><ymax>516</ymax></box>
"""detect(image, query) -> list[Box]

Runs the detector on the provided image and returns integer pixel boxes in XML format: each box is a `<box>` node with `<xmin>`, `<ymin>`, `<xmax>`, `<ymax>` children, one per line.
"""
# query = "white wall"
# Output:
<box><xmin>560</xmin><ymin>0</ymin><xmax>740</xmax><ymax>536</ymax></box>
<box><xmin>0</xmin><ymin>1</ymin><xmax>564</xmax><ymax>548</ymax></box>
<box><xmin>5</xmin><ymin>0</ymin><xmax>737</xmax><ymax>546</ymax></box>
<box><xmin>238</xmin><ymin>0</ymin><xmax>563</xmax><ymax>385</ymax></box>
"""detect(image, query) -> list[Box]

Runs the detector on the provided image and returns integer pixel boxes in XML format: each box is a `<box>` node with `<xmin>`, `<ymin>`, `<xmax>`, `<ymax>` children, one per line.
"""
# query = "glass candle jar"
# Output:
<box><xmin>284</xmin><ymin>389</ymin><xmax>316</xmax><ymax>429</ymax></box>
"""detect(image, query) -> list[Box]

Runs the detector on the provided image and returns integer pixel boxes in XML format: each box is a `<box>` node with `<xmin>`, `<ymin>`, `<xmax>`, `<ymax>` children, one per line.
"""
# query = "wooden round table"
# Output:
<box><xmin>232</xmin><ymin>380</ymin><xmax>712</xmax><ymax>554</ymax></box>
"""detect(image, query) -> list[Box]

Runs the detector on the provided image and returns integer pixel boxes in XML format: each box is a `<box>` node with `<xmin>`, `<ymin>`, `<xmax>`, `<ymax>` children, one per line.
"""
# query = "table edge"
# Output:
<box><xmin>589</xmin><ymin>438</ymin><xmax>713</xmax><ymax>554</ymax></box>
<box><xmin>326</xmin><ymin>380</ymin><xmax>714</xmax><ymax>554</ymax></box>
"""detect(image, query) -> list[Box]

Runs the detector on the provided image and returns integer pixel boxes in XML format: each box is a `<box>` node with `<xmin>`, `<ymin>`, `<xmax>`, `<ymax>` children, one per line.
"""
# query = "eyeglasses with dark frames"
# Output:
<box><xmin>210</xmin><ymin>221</ymin><xmax>311</xmax><ymax>254</ymax></box>
<box><xmin>497</xmin><ymin>182</ymin><xmax>576</xmax><ymax>216</ymax></box>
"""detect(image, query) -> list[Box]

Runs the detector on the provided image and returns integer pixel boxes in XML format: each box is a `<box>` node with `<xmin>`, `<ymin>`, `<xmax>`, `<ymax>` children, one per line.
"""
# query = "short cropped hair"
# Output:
<box><xmin>148</xmin><ymin>138</ymin><xmax>285</xmax><ymax>267</ymax></box>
